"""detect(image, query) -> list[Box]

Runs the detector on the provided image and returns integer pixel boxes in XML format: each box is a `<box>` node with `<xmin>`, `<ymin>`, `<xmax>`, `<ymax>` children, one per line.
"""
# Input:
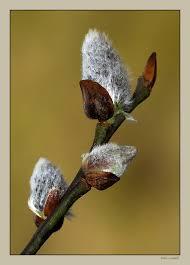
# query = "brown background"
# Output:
<box><xmin>11</xmin><ymin>10</ymin><xmax>179</xmax><ymax>254</ymax></box>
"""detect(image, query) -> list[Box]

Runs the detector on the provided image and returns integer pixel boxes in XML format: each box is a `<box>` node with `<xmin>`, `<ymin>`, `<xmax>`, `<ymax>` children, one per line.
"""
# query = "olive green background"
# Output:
<box><xmin>11</xmin><ymin>11</ymin><xmax>179</xmax><ymax>254</ymax></box>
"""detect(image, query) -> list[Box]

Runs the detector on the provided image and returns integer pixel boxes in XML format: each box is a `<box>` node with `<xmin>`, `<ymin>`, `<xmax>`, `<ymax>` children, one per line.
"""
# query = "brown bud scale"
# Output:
<box><xmin>85</xmin><ymin>171</ymin><xmax>120</xmax><ymax>190</ymax></box>
<box><xmin>80</xmin><ymin>80</ymin><xmax>114</xmax><ymax>122</ymax></box>
<box><xmin>44</xmin><ymin>188</ymin><xmax>61</xmax><ymax>218</ymax></box>
<box><xmin>34</xmin><ymin>188</ymin><xmax>63</xmax><ymax>230</ymax></box>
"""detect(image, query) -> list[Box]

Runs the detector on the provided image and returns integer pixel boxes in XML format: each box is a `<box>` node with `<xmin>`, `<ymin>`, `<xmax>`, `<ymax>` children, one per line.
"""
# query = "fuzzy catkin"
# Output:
<box><xmin>82</xmin><ymin>29</ymin><xmax>132</xmax><ymax>110</ymax></box>
<box><xmin>82</xmin><ymin>143</ymin><xmax>137</xmax><ymax>177</ymax></box>
<box><xmin>28</xmin><ymin>158</ymin><xmax>68</xmax><ymax>218</ymax></box>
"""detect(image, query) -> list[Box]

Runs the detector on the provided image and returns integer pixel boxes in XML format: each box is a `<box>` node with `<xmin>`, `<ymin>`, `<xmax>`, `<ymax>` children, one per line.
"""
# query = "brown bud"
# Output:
<box><xmin>44</xmin><ymin>188</ymin><xmax>61</xmax><ymax>217</ymax></box>
<box><xmin>80</xmin><ymin>80</ymin><xmax>114</xmax><ymax>122</ymax></box>
<box><xmin>34</xmin><ymin>188</ymin><xmax>62</xmax><ymax>230</ymax></box>
<box><xmin>85</xmin><ymin>171</ymin><xmax>120</xmax><ymax>190</ymax></box>
<box><xmin>143</xmin><ymin>52</ymin><xmax>157</xmax><ymax>90</ymax></box>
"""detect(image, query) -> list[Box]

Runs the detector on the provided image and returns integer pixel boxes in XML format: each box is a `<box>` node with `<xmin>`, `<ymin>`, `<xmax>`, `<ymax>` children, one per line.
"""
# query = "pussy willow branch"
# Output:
<box><xmin>21</xmin><ymin>76</ymin><xmax>152</xmax><ymax>255</ymax></box>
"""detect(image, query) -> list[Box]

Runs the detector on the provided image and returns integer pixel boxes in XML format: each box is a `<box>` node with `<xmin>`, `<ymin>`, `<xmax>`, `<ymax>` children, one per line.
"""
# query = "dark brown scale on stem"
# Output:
<box><xmin>85</xmin><ymin>171</ymin><xmax>120</xmax><ymax>190</ymax></box>
<box><xmin>80</xmin><ymin>80</ymin><xmax>114</xmax><ymax>122</ymax></box>
<box><xmin>34</xmin><ymin>188</ymin><xmax>63</xmax><ymax>232</ymax></box>
<box><xmin>44</xmin><ymin>188</ymin><xmax>61</xmax><ymax>218</ymax></box>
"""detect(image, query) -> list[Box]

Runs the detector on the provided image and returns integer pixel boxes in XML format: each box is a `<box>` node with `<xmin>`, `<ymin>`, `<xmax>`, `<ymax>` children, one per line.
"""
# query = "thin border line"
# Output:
<box><xmin>10</xmin><ymin>9</ymin><xmax>180</xmax><ymax>255</ymax></box>
<box><xmin>10</xmin><ymin>9</ymin><xmax>180</xmax><ymax>11</ymax></box>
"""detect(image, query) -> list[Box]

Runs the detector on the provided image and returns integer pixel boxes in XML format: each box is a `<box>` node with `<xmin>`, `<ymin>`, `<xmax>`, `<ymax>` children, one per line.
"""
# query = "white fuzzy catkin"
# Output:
<box><xmin>28</xmin><ymin>158</ymin><xmax>68</xmax><ymax>219</ymax></box>
<box><xmin>82</xmin><ymin>143</ymin><xmax>137</xmax><ymax>177</ymax></box>
<box><xmin>82</xmin><ymin>29</ymin><xmax>132</xmax><ymax>111</ymax></box>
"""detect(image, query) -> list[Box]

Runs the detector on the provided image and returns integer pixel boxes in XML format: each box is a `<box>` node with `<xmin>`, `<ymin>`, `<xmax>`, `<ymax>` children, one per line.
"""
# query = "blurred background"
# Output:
<box><xmin>11</xmin><ymin>11</ymin><xmax>179</xmax><ymax>254</ymax></box>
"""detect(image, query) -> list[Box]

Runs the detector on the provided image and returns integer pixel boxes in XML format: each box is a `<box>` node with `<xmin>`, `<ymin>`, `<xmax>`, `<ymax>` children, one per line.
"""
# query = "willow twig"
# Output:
<box><xmin>21</xmin><ymin>74</ymin><xmax>153</xmax><ymax>255</ymax></box>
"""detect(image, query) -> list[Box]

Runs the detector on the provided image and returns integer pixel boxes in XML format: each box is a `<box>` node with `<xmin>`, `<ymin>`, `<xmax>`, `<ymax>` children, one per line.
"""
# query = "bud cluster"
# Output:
<box><xmin>27</xmin><ymin>29</ymin><xmax>156</xmax><ymax>232</ymax></box>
